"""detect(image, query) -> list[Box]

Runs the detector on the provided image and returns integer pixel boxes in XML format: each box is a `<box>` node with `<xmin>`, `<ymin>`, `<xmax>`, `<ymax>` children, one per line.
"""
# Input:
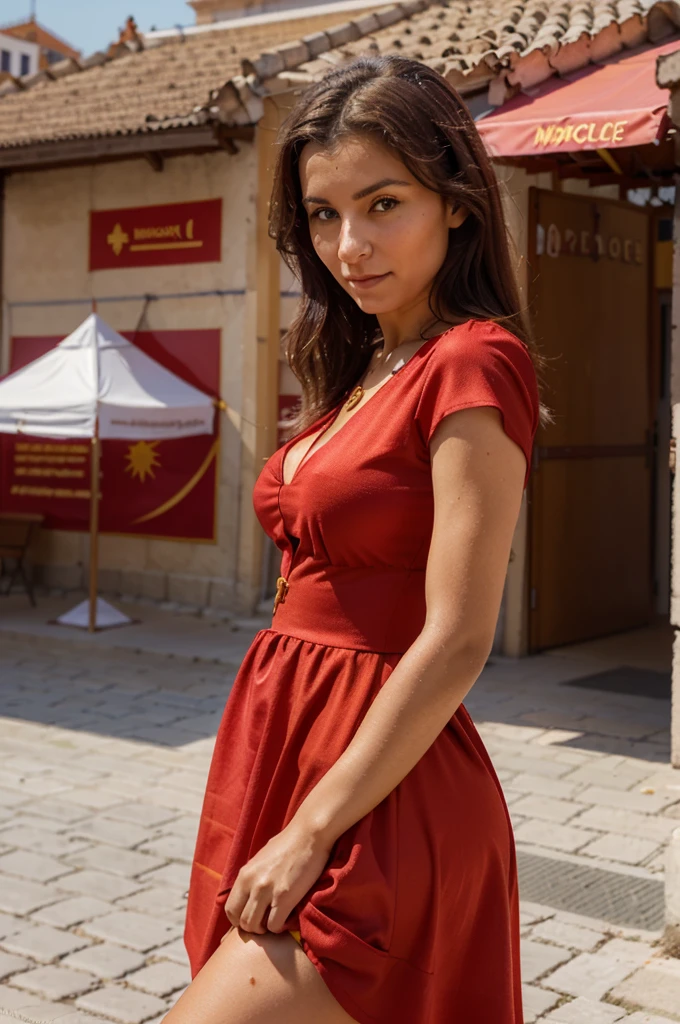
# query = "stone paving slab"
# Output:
<box><xmin>0</xmin><ymin>983</ymin><xmax>106</xmax><ymax>1021</ymax></box>
<box><xmin>530</xmin><ymin>919</ymin><xmax>604</xmax><ymax>952</ymax></box>
<box><xmin>522</xmin><ymin>940</ymin><xmax>572</xmax><ymax>983</ymax></box>
<box><xmin>62</xmin><ymin>945</ymin><xmax>146</xmax><ymax>981</ymax></box>
<box><xmin>0</xmin><ymin>954</ymin><xmax>30</xmax><ymax>983</ymax></box>
<box><xmin>541</xmin><ymin>948</ymin><xmax>652</xmax><ymax>1002</ymax></box>
<box><xmin>75</xmin><ymin>984</ymin><xmax>167</xmax><ymax>1023</ymax></box>
<box><xmin>610</xmin><ymin>959</ymin><xmax>680</xmax><ymax>1020</ymax></box>
<box><xmin>0</xmin><ymin>621</ymin><xmax>678</xmax><ymax>1022</ymax></box>
<box><xmin>544</xmin><ymin>997</ymin><xmax>628</xmax><ymax>1022</ymax></box>
<box><xmin>0</xmin><ymin>883</ymin><xmax>62</xmax><ymax>919</ymax></box>
<box><xmin>124</xmin><ymin>962</ymin><xmax>191</xmax><ymax>998</ymax></box>
<box><xmin>523</xmin><ymin>983</ymin><xmax>561</xmax><ymax>1022</ymax></box>
<box><xmin>1</xmin><ymin>925</ymin><xmax>91</xmax><ymax>965</ymax></box>
<box><xmin>624</xmin><ymin>1015</ymin><xmax>680</xmax><ymax>1023</ymax></box>
<box><xmin>31</xmin><ymin>899</ymin><xmax>115</xmax><ymax>930</ymax></box>
<box><xmin>52</xmin><ymin>873</ymin><xmax>145</xmax><ymax>904</ymax></box>
<box><xmin>9</xmin><ymin>965</ymin><xmax>98</xmax><ymax>1000</ymax></box>
<box><xmin>79</xmin><ymin>913</ymin><xmax>181</xmax><ymax>954</ymax></box>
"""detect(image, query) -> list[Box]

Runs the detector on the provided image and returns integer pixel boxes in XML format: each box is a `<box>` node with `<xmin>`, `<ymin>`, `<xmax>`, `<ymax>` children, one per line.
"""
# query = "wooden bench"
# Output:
<box><xmin>0</xmin><ymin>512</ymin><xmax>43</xmax><ymax>606</ymax></box>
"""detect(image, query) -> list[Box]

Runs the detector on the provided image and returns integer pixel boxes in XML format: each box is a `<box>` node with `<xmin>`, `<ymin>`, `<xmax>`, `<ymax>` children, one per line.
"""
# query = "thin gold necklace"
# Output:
<box><xmin>344</xmin><ymin>329</ymin><xmax>442</xmax><ymax>411</ymax></box>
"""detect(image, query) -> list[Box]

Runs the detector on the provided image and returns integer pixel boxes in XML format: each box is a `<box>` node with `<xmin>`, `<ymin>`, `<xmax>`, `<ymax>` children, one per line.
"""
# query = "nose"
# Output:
<box><xmin>337</xmin><ymin>216</ymin><xmax>371</xmax><ymax>264</ymax></box>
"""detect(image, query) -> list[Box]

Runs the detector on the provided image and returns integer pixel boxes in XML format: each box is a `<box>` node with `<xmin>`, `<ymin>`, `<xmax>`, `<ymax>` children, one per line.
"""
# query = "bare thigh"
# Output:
<box><xmin>163</xmin><ymin>928</ymin><xmax>358</xmax><ymax>1024</ymax></box>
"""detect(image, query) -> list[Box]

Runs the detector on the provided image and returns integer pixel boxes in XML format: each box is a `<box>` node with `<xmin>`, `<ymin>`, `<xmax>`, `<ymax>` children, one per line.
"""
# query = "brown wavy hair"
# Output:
<box><xmin>270</xmin><ymin>54</ymin><xmax>552</xmax><ymax>436</ymax></box>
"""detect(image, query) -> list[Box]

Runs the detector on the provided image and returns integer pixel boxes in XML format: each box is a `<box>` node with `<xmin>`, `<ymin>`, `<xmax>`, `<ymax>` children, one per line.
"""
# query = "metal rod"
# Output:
<box><xmin>8</xmin><ymin>289</ymin><xmax>247</xmax><ymax>309</ymax></box>
<box><xmin>88</xmin><ymin>433</ymin><xmax>100</xmax><ymax>633</ymax></box>
<box><xmin>7</xmin><ymin>288</ymin><xmax>246</xmax><ymax>307</ymax></box>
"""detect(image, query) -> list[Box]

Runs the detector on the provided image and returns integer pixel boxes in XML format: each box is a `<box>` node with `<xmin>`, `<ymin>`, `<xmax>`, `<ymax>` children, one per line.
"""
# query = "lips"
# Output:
<box><xmin>346</xmin><ymin>272</ymin><xmax>390</xmax><ymax>289</ymax></box>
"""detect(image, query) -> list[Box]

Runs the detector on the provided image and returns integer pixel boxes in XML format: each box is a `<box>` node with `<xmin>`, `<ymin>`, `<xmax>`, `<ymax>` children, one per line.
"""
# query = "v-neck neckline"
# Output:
<box><xmin>279</xmin><ymin>331</ymin><xmax>443</xmax><ymax>488</ymax></box>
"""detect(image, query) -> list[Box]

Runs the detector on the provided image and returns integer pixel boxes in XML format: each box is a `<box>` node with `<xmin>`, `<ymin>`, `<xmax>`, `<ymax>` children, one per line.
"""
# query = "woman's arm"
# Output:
<box><xmin>225</xmin><ymin>404</ymin><xmax>527</xmax><ymax>935</ymax></box>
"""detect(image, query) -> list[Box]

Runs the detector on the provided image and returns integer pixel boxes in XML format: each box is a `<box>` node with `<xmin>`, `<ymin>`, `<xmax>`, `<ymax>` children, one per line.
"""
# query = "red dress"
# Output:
<box><xmin>184</xmin><ymin>319</ymin><xmax>539</xmax><ymax>1024</ymax></box>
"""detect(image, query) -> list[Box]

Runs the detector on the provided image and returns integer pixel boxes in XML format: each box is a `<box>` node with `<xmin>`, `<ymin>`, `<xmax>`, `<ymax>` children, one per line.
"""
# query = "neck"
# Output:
<box><xmin>376</xmin><ymin>308</ymin><xmax>450</xmax><ymax>358</ymax></box>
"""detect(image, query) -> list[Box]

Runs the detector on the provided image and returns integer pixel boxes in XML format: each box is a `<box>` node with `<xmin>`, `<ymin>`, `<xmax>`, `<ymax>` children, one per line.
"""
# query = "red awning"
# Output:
<box><xmin>476</xmin><ymin>37</ymin><xmax>679</xmax><ymax>158</ymax></box>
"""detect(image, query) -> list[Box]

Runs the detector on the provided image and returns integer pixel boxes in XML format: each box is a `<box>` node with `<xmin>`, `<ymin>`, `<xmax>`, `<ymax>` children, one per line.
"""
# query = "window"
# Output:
<box><xmin>0</xmin><ymin>50</ymin><xmax>10</xmax><ymax>73</ymax></box>
<box><xmin>20</xmin><ymin>53</ymin><xmax>30</xmax><ymax>76</ymax></box>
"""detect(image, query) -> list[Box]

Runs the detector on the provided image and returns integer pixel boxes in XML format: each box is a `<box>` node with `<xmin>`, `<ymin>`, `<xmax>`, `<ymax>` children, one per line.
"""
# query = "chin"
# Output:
<box><xmin>351</xmin><ymin>294</ymin><xmax>400</xmax><ymax>316</ymax></box>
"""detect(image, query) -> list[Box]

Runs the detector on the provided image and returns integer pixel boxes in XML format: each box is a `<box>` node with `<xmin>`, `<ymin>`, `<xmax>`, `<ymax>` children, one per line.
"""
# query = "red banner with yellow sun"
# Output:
<box><xmin>0</xmin><ymin>330</ymin><xmax>220</xmax><ymax>542</ymax></box>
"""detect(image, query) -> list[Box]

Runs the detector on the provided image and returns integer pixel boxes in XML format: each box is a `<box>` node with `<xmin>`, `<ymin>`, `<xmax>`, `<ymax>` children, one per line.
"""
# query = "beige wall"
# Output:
<box><xmin>2</xmin><ymin>145</ymin><xmax>262</xmax><ymax>612</ymax></box>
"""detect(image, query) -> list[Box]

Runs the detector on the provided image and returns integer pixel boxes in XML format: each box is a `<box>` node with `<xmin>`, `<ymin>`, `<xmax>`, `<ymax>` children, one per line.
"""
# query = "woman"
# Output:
<box><xmin>172</xmin><ymin>55</ymin><xmax>550</xmax><ymax>1024</ymax></box>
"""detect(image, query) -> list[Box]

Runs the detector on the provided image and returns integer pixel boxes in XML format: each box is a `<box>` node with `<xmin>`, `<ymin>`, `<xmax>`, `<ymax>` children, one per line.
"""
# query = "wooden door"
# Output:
<box><xmin>528</xmin><ymin>188</ymin><xmax>654</xmax><ymax>651</ymax></box>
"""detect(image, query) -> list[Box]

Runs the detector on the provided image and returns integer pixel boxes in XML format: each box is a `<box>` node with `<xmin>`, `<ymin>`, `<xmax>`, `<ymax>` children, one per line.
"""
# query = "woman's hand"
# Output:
<box><xmin>224</xmin><ymin>822</ymin><xmax>334</xmax><ymax>935</ymax></box>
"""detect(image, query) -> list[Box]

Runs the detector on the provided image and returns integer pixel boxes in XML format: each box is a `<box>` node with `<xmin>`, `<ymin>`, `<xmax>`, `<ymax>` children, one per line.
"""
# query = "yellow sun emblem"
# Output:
<box><xmin>125</xmin><ymin>441</ymin><xmax>161</xmax><ymax>483</ymax></box>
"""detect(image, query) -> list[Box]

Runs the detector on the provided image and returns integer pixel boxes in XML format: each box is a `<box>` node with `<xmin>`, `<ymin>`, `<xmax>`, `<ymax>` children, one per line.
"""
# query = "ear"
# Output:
<box><xmin>448</xmin><ymin>203</ymin><xmax>469</xmax><ymax>229</ymax></box>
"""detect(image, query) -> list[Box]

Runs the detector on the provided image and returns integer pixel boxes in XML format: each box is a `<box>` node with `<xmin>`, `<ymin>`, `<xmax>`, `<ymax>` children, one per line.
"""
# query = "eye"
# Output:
<box><xmin>372</xmin><ymin>196</ymin><xmax>400</xmax><ymax>213</ymax></box>
<box><xmin>310</xmin><ymin>207</ymin><xmax>337</xmax><ymax>222</ymax></box>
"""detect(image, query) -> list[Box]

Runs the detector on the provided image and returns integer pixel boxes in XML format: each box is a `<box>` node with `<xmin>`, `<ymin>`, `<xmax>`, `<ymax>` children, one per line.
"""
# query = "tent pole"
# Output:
<box><xmin>88</xmin><ymin>431</ymin><xmax>100</xmax><ymax>633</ymax></box>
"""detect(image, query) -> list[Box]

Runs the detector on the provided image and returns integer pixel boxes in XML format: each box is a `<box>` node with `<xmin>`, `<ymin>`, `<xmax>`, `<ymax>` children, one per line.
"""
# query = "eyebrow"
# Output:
<box><xmin>302</xmin><ymin>178</ymin><xmax>412</xmax><ymax>206</ymax></box>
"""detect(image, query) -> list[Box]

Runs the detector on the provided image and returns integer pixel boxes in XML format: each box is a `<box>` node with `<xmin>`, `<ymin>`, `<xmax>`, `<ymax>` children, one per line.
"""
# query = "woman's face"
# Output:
<box><xmin>299</xmin><ymin>134</ymin><xmax>465</xmax><ymax>321</ymax></box>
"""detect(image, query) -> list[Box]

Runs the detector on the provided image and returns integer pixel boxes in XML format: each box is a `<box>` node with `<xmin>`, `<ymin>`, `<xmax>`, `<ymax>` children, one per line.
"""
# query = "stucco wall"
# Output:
<box><xmin>0</xmin><ymin>34</ymin><xmax>40</xmax><ymax>78</ymax></box>
<box><xmin>2</xmin><ymin>145</ymin><xmax>259</xmax><ymax>611</ymax></box>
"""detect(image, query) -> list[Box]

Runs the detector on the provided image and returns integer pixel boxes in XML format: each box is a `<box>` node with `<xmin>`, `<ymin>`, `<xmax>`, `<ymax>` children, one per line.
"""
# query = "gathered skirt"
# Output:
<box><xmin>184</xmin><ymin>628</ymin><xmax>523</xmax><ymax>1024</ymax></box>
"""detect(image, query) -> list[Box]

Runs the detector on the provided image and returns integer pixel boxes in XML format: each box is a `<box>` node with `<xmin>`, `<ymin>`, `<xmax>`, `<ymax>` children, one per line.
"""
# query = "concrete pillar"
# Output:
<box><xmin>666</xmin><ymin>827</ymin><xmax>680</xmax><ymax>951</ymax></box>
<box><xmin>497</xmin><ymin>164</ymin><xmax>535</xmax><ymax>657</ymax></box>
<box><xmin>657</xmin><ymin>51</ymin><xmax>680</xmax><ymax>766</ymax></box>
<box><xmin>669</xmin><ymin>177</ymin><xmax>680</xmax><ymax>767</ymax></box>
<box><xmin>0</xmin><ymin>172</ymin><xmax>6</xmax><ymax>379</ymax></box>
<box><xmin>656</xmin><ymin>53</ymin><xmax>680</xmax><ymax>955</ymax></box>
<box><xmin>237</xmin><ymin>95</ymin><xmax>282</xmax><ymax>613</ymax></box>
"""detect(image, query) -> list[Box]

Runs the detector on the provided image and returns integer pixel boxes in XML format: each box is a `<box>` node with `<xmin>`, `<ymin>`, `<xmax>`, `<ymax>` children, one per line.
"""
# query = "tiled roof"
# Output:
<box><xmin>214</xmin><ymin>0</ymin><xmax>680</xmax><ymax>124</ymax></box>
<box><xmin>0</xmin><ymin>2</ymin><xmax>392</xmax><ymax>149</ymax></box>
<box><xmin>1</xmin><ymin>0</ymin><xmax>679</xmax><ymax>151</ymax></box>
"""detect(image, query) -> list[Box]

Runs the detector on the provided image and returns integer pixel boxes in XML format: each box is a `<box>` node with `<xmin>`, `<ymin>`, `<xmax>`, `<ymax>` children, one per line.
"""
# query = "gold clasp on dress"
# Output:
<box><xmin>273</xmin><ymin>575</ymin><xmax>289</xmax><ymax>615</ymax></box>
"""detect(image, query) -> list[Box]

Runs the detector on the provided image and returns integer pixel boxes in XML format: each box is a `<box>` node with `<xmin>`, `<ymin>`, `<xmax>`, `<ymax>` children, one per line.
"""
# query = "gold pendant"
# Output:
<box><xmin>345</xmin><ymin>385</ymin><xmax>364</xmax><ymax>411</ymax></box>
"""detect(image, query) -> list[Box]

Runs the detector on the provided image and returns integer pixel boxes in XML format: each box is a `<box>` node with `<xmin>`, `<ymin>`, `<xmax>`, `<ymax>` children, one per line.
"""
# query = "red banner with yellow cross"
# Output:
<box><xmin>0</xmin><ymin>330</ymin><xmax>220</xmax><ymax>542</ymax></box>
<box><xmin>89</xmin><ymin>200</ymin><xmax>222</xmax><ymax>270</ymax></box>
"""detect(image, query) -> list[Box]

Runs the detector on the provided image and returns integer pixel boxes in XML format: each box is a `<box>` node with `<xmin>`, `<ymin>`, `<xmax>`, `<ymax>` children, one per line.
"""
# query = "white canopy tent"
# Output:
<box><xmin>0</xmin><ymin>313</ymin><xmax>216</xmax><ymax>630</ymax></box>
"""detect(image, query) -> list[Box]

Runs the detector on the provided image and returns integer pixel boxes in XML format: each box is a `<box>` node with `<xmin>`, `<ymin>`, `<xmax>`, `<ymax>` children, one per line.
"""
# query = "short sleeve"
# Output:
<box><xmin>415</xmin><ymin>320</ymin><xmax>540</xmax><ymax>489</ymax></box>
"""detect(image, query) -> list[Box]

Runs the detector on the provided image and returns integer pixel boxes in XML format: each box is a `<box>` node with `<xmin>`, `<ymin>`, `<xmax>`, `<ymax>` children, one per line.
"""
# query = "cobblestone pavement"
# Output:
<box><xmin>0</xmin><ymin>617</ymin><xmax>677</xmax><ymax>1023</ymax></box>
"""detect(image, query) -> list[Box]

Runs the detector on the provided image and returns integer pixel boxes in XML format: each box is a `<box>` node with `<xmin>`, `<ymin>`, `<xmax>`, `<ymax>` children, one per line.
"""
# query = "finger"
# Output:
<box><xmin>239</xmin><ymin>886</ymin><xmax>272</xmax><ymax>934</ymax></box>
<box><xmin>267</xmin><ymin>899</ymin><xmax>294</xmax><ymax>934</ymax></box>
<box><xmin>224</xmin><ymin>882</ymin><xmax>248</xmax><ymax>928</ymax></box>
